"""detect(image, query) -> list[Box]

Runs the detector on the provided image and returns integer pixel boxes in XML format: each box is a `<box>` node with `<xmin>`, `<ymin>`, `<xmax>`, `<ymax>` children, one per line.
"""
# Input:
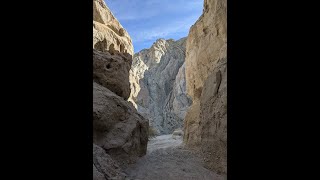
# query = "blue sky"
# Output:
<box><xmin>105</xmin><ymin>0</ymin><xmax>203</xmax><ymax>53</ymax></box>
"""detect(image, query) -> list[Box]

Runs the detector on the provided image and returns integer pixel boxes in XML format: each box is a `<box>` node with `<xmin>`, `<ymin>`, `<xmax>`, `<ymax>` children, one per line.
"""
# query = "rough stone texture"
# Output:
<box><xmin>93</xmin><ymin>0</ymin><xmax>134</xmax><ymax>55</ymax></box>
<box><xmin>93</xmin><ymin>2</ymin><xmax>150</xmax><ymax>180</ymax></box>
<box><xmin>93</xmin><ymin>144</ymin><xmax>126</xmax><ymax>180</ymax></box>
<box><xmin>129</xmin><ymin>38</ymin><xmax>191</xmax><ymax>134</ymax></box>
<box><xmin>184</xmin><ymin>0</ymin><xmax>227</xmax><ymax>175</ymax></box>
<box><xmin>93</xmin><ymin>82</ymin><xmax>149</xmax><ymax>168</ymax></box>
<box><xmin>185</xmin><ymin>0</ymin><xmax>227</xmax><ymax>100</ymax></box>
<box><xmin>171</xmin><ymin>63</ymin><xmax>192</xmax><ymax>122</ymax></box>
<box><xmin>199</xmin><ymin>58</ymin><xmax>227</xmax><ymax>174</ymax></box>
<box><xmin>93</xmin><ymin>49</ymin><xmax>132</xmax><ymax>100</ymax></box>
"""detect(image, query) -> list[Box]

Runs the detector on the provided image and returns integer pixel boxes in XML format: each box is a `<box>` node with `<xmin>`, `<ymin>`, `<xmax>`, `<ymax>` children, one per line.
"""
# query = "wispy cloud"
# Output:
<box><xmin>131</xmin><ymin>14</ymin><xmax>200</xmax><ymax>43</ymax></box>
<box><xmin>106</xmin><ymin>0</ymin><xmax>202</xmax><ymax>21</ymax></box>
<box><xmin>105</xmin><ymin>0</ymin><xmax>203</xmax><ymax>52</ymax></box>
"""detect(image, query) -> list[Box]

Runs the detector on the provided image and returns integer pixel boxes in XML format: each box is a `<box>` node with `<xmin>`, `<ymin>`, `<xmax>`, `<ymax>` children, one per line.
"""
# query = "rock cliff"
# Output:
<box><xmin>129</xmin><ymin>38</ymin><xmax>191</xmax><ymax>134</ymax></box>
<box><xmin>93</xmin><ymin>1</ymin><xmax>148</xmax><ymax>179</ymax></box>
<box><xmin>93</xmin><ymin>0</ymin><xmax>134</xmax><ymax>55</ymax></box>
<box><xmin>183</xmin><ymin>0</ymin><xmax>227</xmax><ymax>175</ymax></box>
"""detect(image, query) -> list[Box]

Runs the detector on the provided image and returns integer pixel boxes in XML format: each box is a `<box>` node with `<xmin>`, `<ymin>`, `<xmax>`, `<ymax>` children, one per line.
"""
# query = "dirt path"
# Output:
<box><xmin>124</xmin><ymin>134</ymin><xmax>224</xmax><ymax>180</ymax></box>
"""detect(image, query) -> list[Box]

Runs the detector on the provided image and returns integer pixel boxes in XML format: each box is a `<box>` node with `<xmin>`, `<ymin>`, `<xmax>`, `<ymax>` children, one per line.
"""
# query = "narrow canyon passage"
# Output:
<box><xmin>124</xmin><ymin>134</ymin><xmax>224</xmax><ymax>180</ymax></box>
<box><xmin>93</xmin><ymin>0</ymin><xmax>227</xmax><ymax>179</ymax></box>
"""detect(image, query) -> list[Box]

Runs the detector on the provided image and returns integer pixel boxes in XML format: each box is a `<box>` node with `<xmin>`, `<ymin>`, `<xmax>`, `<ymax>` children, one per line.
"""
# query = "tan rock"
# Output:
<box><xmin>184</xmin><ymin>0</ymin><xmax>227</xmax><ymax>175</ymax></box>
<box><xmin>93</xmin><ymin>0</ymin><xmax>134</xmax><ymax>55</ymax></box>
<box><xmin>199</xmin><ymin>58</ymin><xmax>227</xmax><ymax>174</ymax></box>
<box><xmin>93</xmin><ymin>49</ymin><xmax>132</xmax><ymax>100</ymax></box>
<box><xmin>185</xmin><ymin>0</ymin><xmax>227</xmax><ymax>100</ymax></box>
<box><xmin>93</xmin><ymin>82</ymin><xmax>149</xmax><ymax>168</ymax></box>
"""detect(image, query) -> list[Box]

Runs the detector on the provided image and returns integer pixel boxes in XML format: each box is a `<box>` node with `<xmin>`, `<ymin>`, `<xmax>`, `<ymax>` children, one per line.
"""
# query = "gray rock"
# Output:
<box><xmin>129</xmin><ymin>37</ymin><xmax>191</xmax><ymax>134</ymax></box>
<box><xmin>93</xmin><ymin>144</ymin><xmax>126</xmax><ymax>180</ymax></box>
<box><xmin>93</xmin><ymin>82</ymin><xmax>149</xmax><ymax>167</ymax></box>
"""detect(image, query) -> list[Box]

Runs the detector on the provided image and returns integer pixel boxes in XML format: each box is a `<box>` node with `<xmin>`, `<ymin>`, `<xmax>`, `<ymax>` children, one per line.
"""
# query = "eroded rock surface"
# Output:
<box><xmin>92</xmin><ymin>1</ymin><xmax>149</xmax><ymax>179</ymax></box>
<box><xmin>129</xmin><ymin>38</ymin><xmax>191</xmax><ymax>134</ymax></box>
<box><xmin>93</xmin><ymin>82</ymin><xmax>149</xmax><ymax>168</ymax></box>
<box><xmin>93</xmin><ymin>144</ymin><xmax>126</xmax><ymax>180</ymax></box>
<box><xmin>184</xmin><ymin>0</ymin><xmax>227</xmax><ymax>175</ymax></box>
<box><xmin>93</xmin><ymin>49</ymin><xmax>132</xmax><ymax>100</ymax></box>
<box><xmin>93</xmin><ymin>0</ymin><xmax>134</xmax><ymax>55</ymax></box>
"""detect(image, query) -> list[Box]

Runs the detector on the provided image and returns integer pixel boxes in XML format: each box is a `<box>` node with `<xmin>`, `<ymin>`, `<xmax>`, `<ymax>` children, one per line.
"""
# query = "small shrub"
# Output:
<box><xmin>148</xmin><ymin>126</ymin><xmax>157</xmax><ymax>140</ymax></box>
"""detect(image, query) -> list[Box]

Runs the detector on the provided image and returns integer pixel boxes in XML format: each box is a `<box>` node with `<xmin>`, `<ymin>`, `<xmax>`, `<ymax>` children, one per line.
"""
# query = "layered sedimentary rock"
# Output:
<box><xmin>93</xmin><ymin>0</ymin><xmax>134</xmax><ymax>55</ymax></box>
<box><xmin>93</xmin><ymin>1</ymin><xmax>149</xmax><ymax>179</ymax></box>
<box><xmin>184</xmin><ymin>0</ymin><xmax>227</xmax><ymax>175</ymax></box>
<box><xmin>129</xmin><ymin>38</ymin><xmax>191</xmax><ymax>134</ymax></box>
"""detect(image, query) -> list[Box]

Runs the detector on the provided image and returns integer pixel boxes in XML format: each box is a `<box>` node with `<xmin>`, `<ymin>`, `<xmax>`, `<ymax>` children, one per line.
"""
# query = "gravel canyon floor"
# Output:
<box><xmin>124</xmin><ymin>135</ymin><xmax>224</xmax><ymax>180</ymax></box>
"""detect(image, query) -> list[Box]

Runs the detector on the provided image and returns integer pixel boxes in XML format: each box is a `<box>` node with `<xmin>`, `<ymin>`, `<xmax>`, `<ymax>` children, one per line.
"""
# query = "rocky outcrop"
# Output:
<box><xmin>93</xmin><ymin>0</ymin><xmax>134</xmax><ymax>55</ymax></box>
<box><xmin>183</xmin><ymin>0</ymin><xmax>227</xmax><ymax>175</ymax></box>
<box><xmin>129</xmin><ymin>38</ymin><xmax>191</xmax><ymax>134</ymax></box>
<box><xmin>93</xmin><ymin>144</ymin><xmax>126</xmax><ymax>180</ymax></box>
<box><xmin>93</xmin><ymin>81</ymin><xmax>148</xmax><ymax>167</ymax></box>
<box><xmin>93</xmin><ymin>1</ymin><xmax>149</xmax><ymax>179</ymax></box>
<box><xmin>171</xmin><ymin>63</ymin><xmax>191</xmax><ymax>124</ymax></box>
<box><xmin>93</xmin><ymin>49</ymin><xmax>132</xmax><ymax>100</ymax></box>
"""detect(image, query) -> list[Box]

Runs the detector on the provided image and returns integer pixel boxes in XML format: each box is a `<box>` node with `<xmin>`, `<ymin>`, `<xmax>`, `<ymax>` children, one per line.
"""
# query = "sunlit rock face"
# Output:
<box><xmin>93</xmin><ymin>1</ymin><xmax>149</xmax><ymax>179</ymax></box>
<box><xmin>129</xmin><ymin>37</ymin><xmax>191</xmax><ymax>135</ymax></box>
<box><xmin>93</xmin><ymin>0</ymin><xmax>134</xmax><ymax>55</ymax></box>
<box><xmin>183</xmin><ymin>0</ymin><xmax>227</xmax><ymax>175</ymax></box>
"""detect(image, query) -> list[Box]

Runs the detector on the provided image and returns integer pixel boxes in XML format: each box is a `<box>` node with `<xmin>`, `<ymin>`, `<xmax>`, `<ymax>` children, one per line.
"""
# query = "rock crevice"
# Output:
<box><xmin>129</xmin><ymin>38</ymin><xmax>191</xmax><ymax>134</ymax></box>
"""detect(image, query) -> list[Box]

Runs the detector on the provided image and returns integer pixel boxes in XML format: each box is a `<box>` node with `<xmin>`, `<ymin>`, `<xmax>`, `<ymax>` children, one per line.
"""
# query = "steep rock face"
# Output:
<box><xmin>92</xmin><ymin>2</ymin><xmax>149</xmax><ymax>179</ymax></box>
<box><xmin>93</xmin><ymin>49</ymin><xmax>132</xmax><ymax>100</ymax></box>
<box><xmin>184</xmin><ymin>0</ymin><xmax>227</xmax><ymax>175</ymax></box>
<box><xmin>171</xmin><ymin>63</ymin><xmax>191</xmax><ymax>121</ymax></box>
<box><xmin>93</xmin><ymin>82</ymin><xmax>149</xmax><ymax>168</ymax></box>
<box><xmin>129</xmin><ymin>38</ymin><xmax>191</xmax><ymax>134</ymax></box>
<box><xmin>93</xmin><ymin>0</ymin><xmax>134</xmax><ymax>55</ymax></box>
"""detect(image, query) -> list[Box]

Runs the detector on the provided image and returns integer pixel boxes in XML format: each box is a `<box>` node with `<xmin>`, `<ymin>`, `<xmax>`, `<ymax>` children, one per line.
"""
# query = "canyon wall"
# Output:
<box><xmin>184</xmin><ymin>0</ymin><xmax>227</xmax><ymax>175</ymax></box>
<box><xmin>93</xmin><ymin>1</ymin><xmax>148</xmax><ymax>179</ymax></box>
<box><xmin>93</xmin><ymin>0</ymin><xmax>134</xmax><ymax>55</ymax></box>
<box><xmin>129</xmin><ymin>38</ymin><xmax>191</xmax><ymax>135</ymax></box>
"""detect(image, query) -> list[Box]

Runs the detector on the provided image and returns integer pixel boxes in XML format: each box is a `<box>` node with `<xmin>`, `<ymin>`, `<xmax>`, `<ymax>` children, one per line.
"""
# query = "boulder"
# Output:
<box><xmin>93</xmin><ymin>49</ymin><xmax>132</xmax><ymax>100</ymax></box>
<box><xmin>93</xmin><ymin>144</ymin><xmax>126</xmax><ymax>180</ymax></box>
<box><xmin>93</xmin><ymin>82</ymin><xmax>149</xmax><ymax>167</ymax></box>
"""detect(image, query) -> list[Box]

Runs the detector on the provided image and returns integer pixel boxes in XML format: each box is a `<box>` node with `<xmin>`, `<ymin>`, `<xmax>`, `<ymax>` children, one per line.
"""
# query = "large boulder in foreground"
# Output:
<box><xmin>93</xmin><ymin>144</ymin><xmax>126</xmax><ymax>180</ymax></box>
<box><xmin>93</xmin><ymin>82</ymin><xmax>149</xmax><ymax>167</ymax></box>
<box><xmin>93</xmin><ymin>49</ymin><xmax>132</xmax><ymax>100</ymax></box>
